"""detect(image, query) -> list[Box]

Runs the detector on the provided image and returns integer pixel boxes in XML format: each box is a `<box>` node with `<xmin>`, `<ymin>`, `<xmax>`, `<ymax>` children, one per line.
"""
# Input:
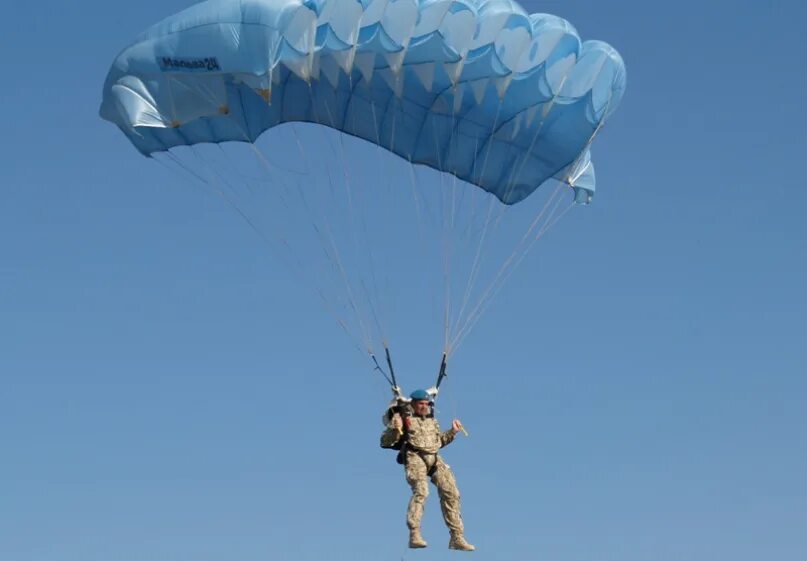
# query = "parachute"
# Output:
<box><xmin>100</xmin><ymin>0</ymin><xmax>626</xmax><ymax>388</ymax></box>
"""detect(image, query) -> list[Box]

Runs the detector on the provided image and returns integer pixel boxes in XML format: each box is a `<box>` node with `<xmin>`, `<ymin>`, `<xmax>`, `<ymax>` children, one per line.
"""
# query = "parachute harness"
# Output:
<box><xmin>375</xmin><ymin>349</ymin><xmax>468</xmax><ymax>437</ymax></box>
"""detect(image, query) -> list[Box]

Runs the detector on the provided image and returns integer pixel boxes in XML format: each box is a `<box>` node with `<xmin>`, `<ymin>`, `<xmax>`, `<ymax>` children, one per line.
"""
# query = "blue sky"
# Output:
<box><xmin>2</xmin><ymin>1</ymin><xmax>806</xmax><ymax>560</ymax></box>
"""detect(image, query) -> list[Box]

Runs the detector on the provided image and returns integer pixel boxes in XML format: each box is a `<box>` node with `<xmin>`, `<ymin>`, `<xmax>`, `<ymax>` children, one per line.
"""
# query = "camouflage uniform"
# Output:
<box><xmin>380</xmin><ymin>415</ymin><xmax>465</xmax><ymax>537</ymax></box>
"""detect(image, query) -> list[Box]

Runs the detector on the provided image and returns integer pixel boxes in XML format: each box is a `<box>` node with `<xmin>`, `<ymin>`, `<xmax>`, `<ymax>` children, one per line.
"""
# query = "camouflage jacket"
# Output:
<box><xmin>380</xmin><ymin>415</ymin><xmax>457</xmax><ymax>454</ymax></box>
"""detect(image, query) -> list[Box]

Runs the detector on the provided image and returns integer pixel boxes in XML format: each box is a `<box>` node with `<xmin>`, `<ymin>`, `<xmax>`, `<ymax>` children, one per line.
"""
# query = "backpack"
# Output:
<box><xmin>380</xmin><ymin>406</ymin><xmax>410</xmax><ymax>451</ymax></box>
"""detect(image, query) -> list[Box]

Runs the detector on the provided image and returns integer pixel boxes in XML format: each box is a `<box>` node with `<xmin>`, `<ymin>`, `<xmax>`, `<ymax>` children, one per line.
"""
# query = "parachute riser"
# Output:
<box><xmin>433</xmin><ymin>352</ymin><xmax>448</xmax><ymax>397</ymax></box>
<box><xmin>385</xmin><ymin>347</ymin><xmax>399</xmax><ymax>391</ymax></box>
<box><xmin>371</xmin><ymin>347</ymin><xmax>406</xmax><ymax>401</ymax></box>
<box><xmin>373</xmin><ymin>349</ymin><xmax>446</xmax><ymax>406</ymax></box>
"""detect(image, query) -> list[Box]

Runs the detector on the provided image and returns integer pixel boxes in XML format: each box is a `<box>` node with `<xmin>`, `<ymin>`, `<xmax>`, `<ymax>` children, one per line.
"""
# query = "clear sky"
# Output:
<box><xmin>2</xmin><ymin>1</ymin><xmax>806</xmax><ymax>561</ymax></box>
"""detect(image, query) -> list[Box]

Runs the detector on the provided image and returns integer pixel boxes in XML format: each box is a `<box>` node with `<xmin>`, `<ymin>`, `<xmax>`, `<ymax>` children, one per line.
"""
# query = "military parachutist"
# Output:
<box><xmin>381</xmin><ymin>388</ymin><xmax>474</xmax><ymax>551</ymax></box>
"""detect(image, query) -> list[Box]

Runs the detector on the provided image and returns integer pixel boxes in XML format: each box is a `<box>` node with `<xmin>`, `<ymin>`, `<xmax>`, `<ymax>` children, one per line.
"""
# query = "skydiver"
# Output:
<box><xmin>380</xmin><ymin>389</ymin><xmax>475</xmax><ymax>551</ymax></box>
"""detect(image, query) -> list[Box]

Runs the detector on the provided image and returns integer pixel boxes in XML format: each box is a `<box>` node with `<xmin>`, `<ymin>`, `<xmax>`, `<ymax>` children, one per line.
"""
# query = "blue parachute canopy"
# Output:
<box><xmin>100</xmin><ymin>0</ymin><xmax>626</xmax><ymax>204</ymax></box>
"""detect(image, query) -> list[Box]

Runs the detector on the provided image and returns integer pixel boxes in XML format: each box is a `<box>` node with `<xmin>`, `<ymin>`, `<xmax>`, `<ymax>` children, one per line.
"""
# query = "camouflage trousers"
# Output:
<box><xmin>404</xmin><ymin>451</ymin><xmax>464</xmax><ymax>535</ymax></box>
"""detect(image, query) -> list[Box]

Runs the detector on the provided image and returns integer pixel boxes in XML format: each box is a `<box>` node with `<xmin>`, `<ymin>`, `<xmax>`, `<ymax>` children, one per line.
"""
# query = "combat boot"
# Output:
<box><xmin>408</xmin><ymin>528</ymin><xmax>428</xmax><ymax>548</ymax></box>
<box><xmin>448</xmin><ymin>533</ymin><xmax>475</xmax><ymax>551</ymax></box>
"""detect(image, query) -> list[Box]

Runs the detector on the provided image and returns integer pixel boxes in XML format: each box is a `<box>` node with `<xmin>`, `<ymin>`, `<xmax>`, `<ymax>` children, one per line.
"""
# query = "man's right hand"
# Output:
<box><xmin>390</xmin><ymin>413</ymin><xmax>403</xmax><ymax>431</ymax></box>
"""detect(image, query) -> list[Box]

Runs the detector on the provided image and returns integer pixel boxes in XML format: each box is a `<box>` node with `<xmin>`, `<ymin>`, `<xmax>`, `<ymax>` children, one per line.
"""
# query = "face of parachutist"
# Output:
<box><xmin>412</xmin><ymin>400</ymin><xmax>431</xmax><ymax>417</ymax></box>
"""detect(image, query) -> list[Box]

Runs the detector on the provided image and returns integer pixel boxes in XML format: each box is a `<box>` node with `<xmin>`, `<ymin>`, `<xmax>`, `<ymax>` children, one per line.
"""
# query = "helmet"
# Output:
<box><xmin>409</xmin><ymin>389</ymin><xmax>431</xmax><ymax>401</ymax></box>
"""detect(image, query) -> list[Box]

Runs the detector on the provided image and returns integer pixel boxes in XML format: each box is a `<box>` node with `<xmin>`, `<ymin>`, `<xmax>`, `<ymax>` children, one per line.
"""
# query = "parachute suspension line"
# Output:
<box><xmin>360</xmin><ymin>276</ymin><xmax>388</xmax><ymax>351</ymax></box>
<box><xmin>445</xmin><ymin>83</ymin><xmax>462</xmax><ymax>233</ymax></box>
<box><xmin>406</xmin><ymin>159</ymin><xmax>427</xmax><ymax>236</ymax></box>
<box><xmin>242</xmin><ymin>136</ymin><xmax>374</xmax><ymax>356</ymax></box>
<box><xmin>314</xmin><ymin>211</ymin><xmax>374</xmax><ymax>349</ymax></box>
<box><xmin>309</xmin><ymin>176</ymin><xmax>374</xmax><ymax>351</ymax></box>
<box><xmin>227</xmin><ymin>143</ymin><xmax>358</xmax><ymax>328</ymax></box>
<box><xmin>182</xmin><ymin>140</ymin><xmax>260</xmax><ymax>204</ymax></box>
<box><xmin>308</xmin><ymin>87</ymin><xmax>364</xmax><ymax>340</ymax></box>
<box><xmin>227</xmin><ymin>121</ymin><xmax>302</xmax><ymax>210</ymax></box>
<box><xmin>214</xmin><ymin>145</ymin><xmax>257</xmax><ymax>196</ymax></box>
<box><xmin>403</xmin><ymin>159</ymin><xmax>425</xmax><ymax>243</ymax></box>
<box><xmin>215</xmin><ymin>156</ymin><xmax>368</xmax><ymax>357</ymax></box>
<box><xmin>448</xmin><ymin>74</ymin><xmax>609</xmax><ymax>355</ymax></box>
<box><xmin>299</xmin><ymin>81</ymin><xmax>381</xmax><ymax>353</ymax></box>
<box><xmin>441</xmin><ymin>96</ymin><xmax>507</xmax><ymax>349</ymax></box>
<box><xmin>430</xmin><ymin>110</ymin><xmax>453</xmax><ymax>353</ymax></box>
<box><xmin>448</xmin><ymin>194</ymin><xmax>498</xmax><ymax>354</ymax></box>
<box><xmin>460</xmin><ymin>134</ymin><xmax>483</xmax><ymax>243</ymax></box>
<box><xmin>483</xmin><ymin>90</ymin><xmax>617</xmax><ymax>310</ymax></box>
<box><xmin>324</xmin><ymin>94</ymin><xmax>387</xmax><ymax>350</ymax></box>
<box><xmin>443</xmin><ymin>162</ymin><xmax>464</xmax><ymax>354</ymax></box>
<box><xmin>157</xmin><ymin>148</ymin><xmax>368</xmax><ymax>358</ymax></box>
<box><xmin>402</xmin><ymin>142</ymin><xmax>435</xmax><ymax>228</ymax></box>
<box><xmin>448</xmin><ymin>184</ymin><xmax>570</xmax><ymax>356</ymax></box>
<box><xmin>444</xmin><ymin>82</ymin><xmax>479</xmax><ymax>240</ymax></box>
<box><xmin>435</xmin><ymin>80</ymin><xmax>481</xmax><ymax>356</ymax></box>
<box><xmin>161</xmin><ymin>148</ymin><xmax>257</xmax><ymax>237</ymax></box>
<box><xmin>532</xmin><ymin>193</ymin><xmax>574</xmax><ymax>244</ymax></box>
<box><xmin>384</xmin><ymin>81</ymin><xmax>429</xmax><ymax>352</ymax></box>
<box><xmin>288</xmin><ymin>123</ymin><xmax>315</xmax><ymax>177</ymax></box>
<box><xmin>262</xmin><ymin>133</ymin><xmax>380</xmax><ymax>355</ymax></box>
<box><xmin>391</xmin><ymin>94</ymin><xmax>432</xmax><ymax>268</ymax></box>
<box><xmin>387</xmin><ymin>73</ymin><xmax>406</xmax><ymax>178</ymax></box>
<box><xmin>443</xmin><ymin>179</ymin><xmax>452</xmax><ymax>354</ymax></box>
<box><xmin>450</xmin><ymin>184</ymin><xmax>565</xmax><ymax>353</ymax></box>
<box><xmin>444</xmin><ymin>83</ymin><xmax>468</xmax><ymax>355</ymax></box>
<box><xmin>349</xmin><ymin>148</ymin><xmax>389</xmax><ymax>349</ymax></box>
<box><xmin>188</xmin><ymin>143</ymin><xmax>253</xmax><ymax>203</ymax></box>
<box><xmin>186</xmin><ymin>140</ymin><xmax>257</xmax><ymax>202</ymax></box>
<box><xmin>455</xmin><ymin>196</ymin><xmax>575</xmax><ymax>351</ymax></box>
<box><xmin>246</xmin><ymin>142</ymin><xmax>309</xmax><ymax>227</ymax></box>
<box><xmin>451</xmin><ymin>110</ymin><xmax>619</xmax><ymax>349</ymax></box>
<box><xmin>360</xmin><ymin>100</ymin><xmax>399</xmax><ymax>349</ymax></box>
<box><xmin>350</xmin><ymin>201</ymin><xmax>389</xmax><ymax>352</ymax></box>
<box><xmin>448</xmin><ymin>187</ymin><xmax>564</xmax><ymax>355</ymax></box>
<box><xmin>447</xmin><ymin>116</ymin><xmax>468</xmax><ymax>354</ymax></box>
<box><xmin>340</xmin><ymin>89</ymin><xmax>393</xmax><ymax>352</ymax></box>
<box><xmin>406</xmin><ymin>159</ymin><xmax>439</xmax><ymax>328</ymax></box>
<box><xmin>301</xmin><ymin>182</ymin><xmax>375</xmax><ymax>352</ymax></box>
<box><xmin>159</xmin><ymin>149</ymin><xmax>211</xmax><ymax>186</ymax></box>
<box><xmin>463</xmin><ymin>83</ymin><xmax>612</xmax><ymax>351</ymax></box>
